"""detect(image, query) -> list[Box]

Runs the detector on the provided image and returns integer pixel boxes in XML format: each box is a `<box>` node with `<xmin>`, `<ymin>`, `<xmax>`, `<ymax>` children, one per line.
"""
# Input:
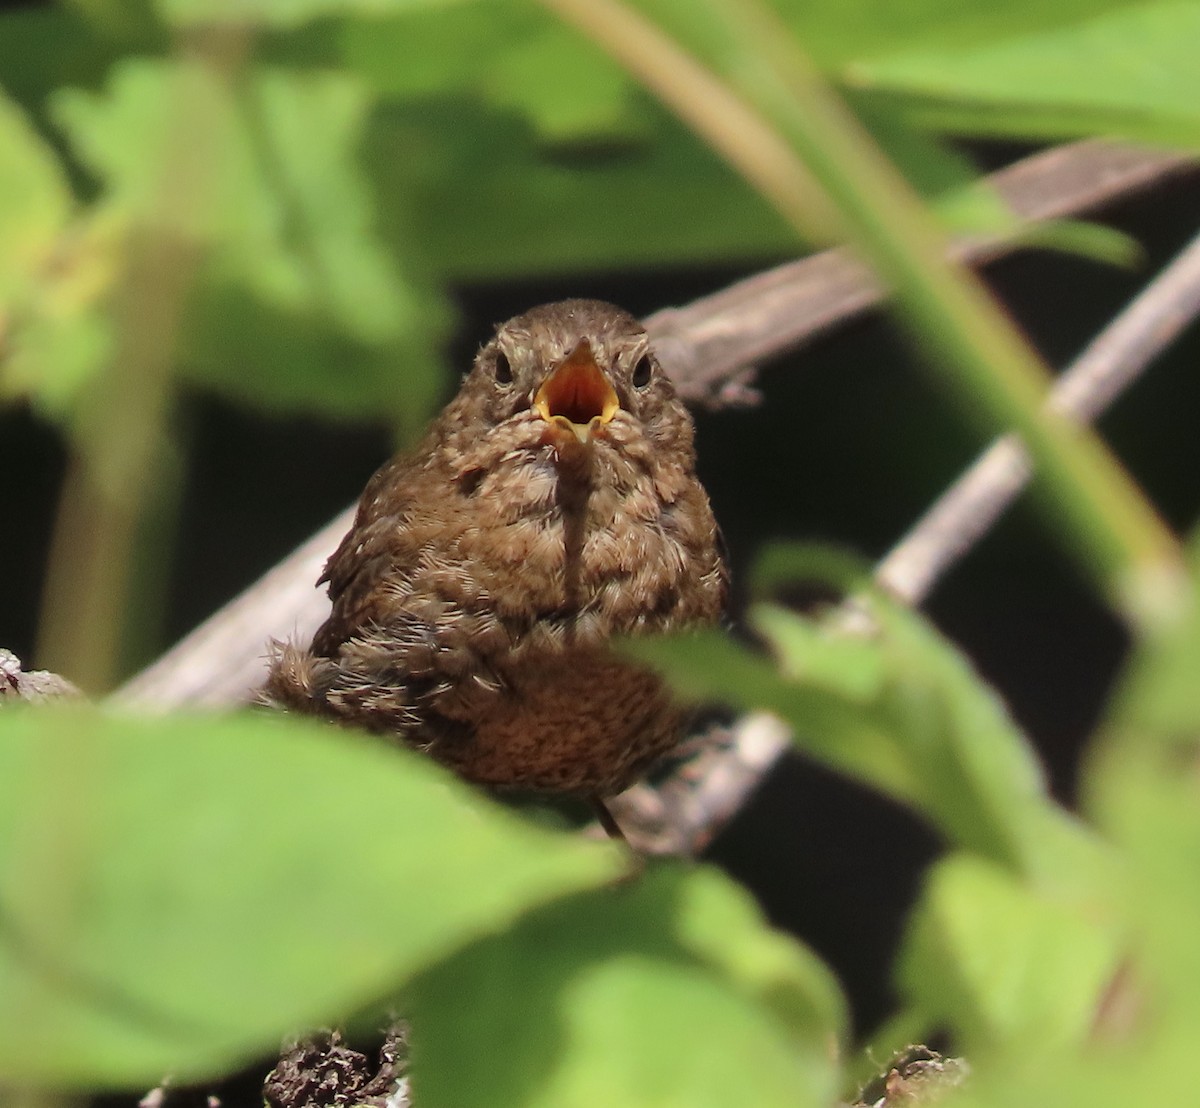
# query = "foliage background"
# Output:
<box><xmin>3</xmin><ymin>0</ymin><xmax>1200</xmax><ymax>1104</ymax></box>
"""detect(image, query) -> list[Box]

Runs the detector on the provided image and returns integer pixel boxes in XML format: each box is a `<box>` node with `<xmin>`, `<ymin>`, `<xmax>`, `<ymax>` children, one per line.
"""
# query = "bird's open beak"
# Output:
<box><xmin>534</xmin><ymin>339</ymin><xmax>620</xmax><ymax>445</ymax></box>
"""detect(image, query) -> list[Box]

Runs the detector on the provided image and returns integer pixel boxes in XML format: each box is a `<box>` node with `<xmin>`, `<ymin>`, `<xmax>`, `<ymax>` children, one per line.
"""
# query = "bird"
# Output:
<box><xmin>264</xmin><ymin>299</ymin><xmax>727</xmax><ymax>832</ymax></box>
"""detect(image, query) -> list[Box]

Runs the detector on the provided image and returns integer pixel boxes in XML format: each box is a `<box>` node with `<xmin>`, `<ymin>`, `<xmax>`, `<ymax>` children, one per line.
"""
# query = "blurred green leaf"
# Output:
<box><xmin>641</xmin><ymin>0</ymin><xmax>1155</xmax><ymax>246</ymax></box>
<box><xmin>846</xmin><ymin>94</ymin><xmax>1021</xmax><ymax>239</ymax></box>
<box><xmin>0</xmin><ymin>89</ymin><xmax>116</xmax><ymax>418</ymax></box>
<box><xmin>1006</xmin><ymin>216</ymin><xmax>1142</xmax><ymax>269</ymax></box>
<box><xmin>670</xmin><ymin>864</ymin><xmax>847</xmax><ymax>1043</ymax></box>
<box><xmin>360</xmin><ymin>94</ymin><xmax>799</xmax><ymax>279</ymax></box>
<box><xmin>630</xmin><ymin>545</ymin><xmax>1104</xmax><ymax>885</ymax></box>
<box><xmin>157</xmin><ymin>0</ymin><xmax>1141</xmax><ymax>62</ymax></box>
<box><xmin>341</xmin><ymin>2</ymin><xmax>650</xmax><ymax>145</ymax></box>
<box><xmin>157</xmin><ymin>0</ymin><xmax>457</xmax><ymax>30</ymax></box>
<box><xmin>143</xmin><ymin>0</ymin><xmax>1176</xmax><ymax>289</ymax></box>
<box><xmin>341</xmin><ymin>3</ymin><xmax>1028</xmax><ymax>280</ymax></box>
<box><xmin>898</xmin><ymin>853</ymin><xmax>1120</xmax><ymax>1056</ymax></box>
<box><xmin>1087</xmin><ymin>531</ymin><xmax>1200</xmax><ymax>1037</ymax></box>
<box><xmin>752</xmin><ymin>605</ymin><xmax>887</xmax><ymax>703</ymax></box>
<box><xmin>236</xmin><ymin>70</ymin><xmax>426</xmax><ymax>345</ymax></box>
<box><xmin>658</xmin><ymin>0</ymin><xmax>1142</xmax><ymax>73</ymax></box>
<box><xmin>911</xmin><ymin>531</ymin><xmax>1200</xmax><ymax>1108</ymax></box>
<box><xmin>846</xmin><ymin>96</ymin><xmax>1141</xmax><ymax>266</ymax></box>
<box><xmin>0</xmin><ymin>93</ymin><xmax>72</xmax><ymax>300</ymax></box>
<box><xmin>0</xmin><ymin>8</ymin><xmax>123</xmax><ymax>110</ymax></box>
<box><xmin>52</xmin><ymin>58</ymin><xmax>451</xmax><ymax>428</ymax></box>
<box><xmin>747</xmin><ymin>541</ymin><xmax>874</xmax><ymax>597</ymax></box>
<box><xmin>0</xmin><ymin>208</ymin><xmax>123</xmax><ymax>417</ymax></box>
<box><xmin>54</xmin><ymin>60</ymin><xmax>242</xmax><ymax>241</ymax></box>
<box><xmin>405</xmin><ymin>864</ymin><xmax>841</xmax><ymax>1108</ymax></box>
<box><xmin>490</xmin><ymin>18</ymin><xmax>647</xmax><ymax>144</ymax></box>
<box><xmin>335</xmin><ymin>0</ymin><xmax>519</xmax><ymax>98</ymax></box>
<box><xmin>1095</xmin><ymin>530</ymin><xmax>1200</xmax><ymax>742</ymax></box>
<box><xmin>144</xmin><ymin>0</ymin><xmax>1102</xmax><ymax>295</ymax></box>
<box><xmin>0</xmin><ymin>706</ymin><xmax>621</xmax><ymax>1087</ymax></box>
<box><xmin>849</xmin><ymin>1</ymin><xmax>1200</xmax><ymax>149</ymax></box>
<box><xmin>3</xmin><ymin>300</ymin><xmax>115</xmax><ymax>416</ymax></box>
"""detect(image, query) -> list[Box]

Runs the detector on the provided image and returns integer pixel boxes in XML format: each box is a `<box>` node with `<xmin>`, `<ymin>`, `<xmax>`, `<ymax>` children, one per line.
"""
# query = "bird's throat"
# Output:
<box><xmin>554</xmin><ymin>457</ymin><xmax>595</xmax><ymax>625</ymax></box>
<box><xmin>545</xmin><ymin>425</ymin><xmax>596</xmax><ymax>485</ymax></box>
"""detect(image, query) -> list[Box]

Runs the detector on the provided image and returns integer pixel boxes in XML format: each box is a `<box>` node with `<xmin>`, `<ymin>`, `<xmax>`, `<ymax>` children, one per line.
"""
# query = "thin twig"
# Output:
<box><xmin>114</xmin><ymin>508</ymin><xmax>355</xmax><ymax>710</ymax></box>
<box><xmin>876</xmin><ymin>227</ymin><xmax>1200</xmax><ymax>608</ymax></box>
<box><xmin>604</xmin><ymin>713</ymin><xmax>793</xmax><ymax>856</ymax></box>
<box><xmin>115</xmin><ymin>140</ymin><xmax>1195</xmax><ymax>712</ymax></box>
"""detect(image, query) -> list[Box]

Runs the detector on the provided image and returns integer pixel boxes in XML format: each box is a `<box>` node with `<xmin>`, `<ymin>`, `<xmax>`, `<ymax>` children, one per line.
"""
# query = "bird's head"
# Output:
<box><xmin>457</xmin><ymin>299</ymin><xmax>693</xmax><ymax>471</ymax></box>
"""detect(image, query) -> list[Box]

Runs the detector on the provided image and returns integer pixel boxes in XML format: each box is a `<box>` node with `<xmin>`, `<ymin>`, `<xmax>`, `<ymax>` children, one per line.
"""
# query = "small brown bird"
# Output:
<box><xmin>266</xmin><ymin>300</ymin><xmax>726</xmax><ymax>823</ymax></box>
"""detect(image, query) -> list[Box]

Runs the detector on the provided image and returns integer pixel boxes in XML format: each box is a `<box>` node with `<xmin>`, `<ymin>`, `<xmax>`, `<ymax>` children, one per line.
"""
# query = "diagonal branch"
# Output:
<box><xmin>876</xmin><ymin>226</ymin><xmax>1200</xmax><ymax>608</ymax></box>
<box><xmin>648</xmin><ymin>142</ymin><xmax>1194</xmax><ymax>405</ymax></box>
<box><xmin>116</xmin><ymin>139</ymin><xmax>1195</xmax><ymax>715</ymax></box>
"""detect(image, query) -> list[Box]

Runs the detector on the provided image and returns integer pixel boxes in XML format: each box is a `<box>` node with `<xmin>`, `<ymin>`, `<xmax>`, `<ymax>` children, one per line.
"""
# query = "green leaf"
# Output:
<box><xmin>842</xmin><ymin>98</ymin><xmax>1140</xmax><ymax>266</ymax></box>
<box><xmin>940</xmin><ymin>528</ymin><xmax>1200</xmax><ymax>1108</ymax></box>
<box><xmin>0</xmin><ymin>89</ymin><xmax>116</xmax><ymax>418</ymax></box>
<box><xmin>845</xmin><ymin>94</ymin><xmax>1023</xmax><ymax>240</ymax></box>
<box><xmin>155</xmin><ymin>3</ymin><xmax>1038</xmax><ymax>293</ymax></box>
<box><xmin>0</xmin><ymin>92</ymin><xmax>71</xmax><ymax>301</ymax></box>
<box><xmin>670</xmin><ymin>865</ymin><xmax>848</xmax><ymax>1044</ymax></box>
<box><xmin>359</xmin><ymin>94</ymin><xmax>799</xmax><ymax>279</ymax></box>
<box><xmin>0</xmin><ymin>9</ymin><xmax>121</xmax><ymax>112</ymax></box>
<box><xmin>0</xmin><ymin>706</ymin><xmax>621</xmax><ymax>1087</ymax></box>
<box><xmin>2</xmin><ymin>300</ymin><xmax>115</xmax><ymax>416</ymax></box>
<box><xmin>898</xmin><ymin>853</ymin><xmax>1121</xmax><ymax>1057</ymax></box>
<box><xmin>342</xmin><ymin>3</ymin><xmax>1023</xmax><ymax>280</ymax></box>
<box><xmin>189</xmin><ymin>66</ymin><xmax>454</xmax><ymax>428</ymax></box>
<box><xmin>752</xmin><ymin>605</ymin><xmax>888</xmax><ymax>703</ymax></box>
<box><xmin>344</xmin><ymin>3</ymin><xmax>650</xmax><ymax>146</ymax></box>
<box><xmin>1086</xmin><ymin>531</ymin><xmax>1200</xmax><ymax>1033</ymax></box>
<box><xmin>52</xmin><ymin>58</ymin><xmax>451</xmax><ymax>429</ymax></box>
<box><xmin>746</xmin><ymin>541</ymin><xmax>875</xmax><ymax>598</ymax></box>
<box><xmin>629</xmin><ymin>544</ymin><xmax>1104</xmax><ymax>886</ymax></box>
<box><xmin>0</xmin><ymin>208</ymin><xmax>124</xmax><ymax>417</ymax></box>
<box><xmin>1094</xmin><ymin>529</ymin><xmax>1200</xmax><ymax>743</ymax></box>
<box><xmin>155</xmin><ymin>0</ymin><xmax>1137</xmax><ymax>59</ymax></box>
<box><xmin>405</xmin><ymin>864</ymin><xmax>841</xmax><ymax>1108</ymax></box>
<box><xmin>149</xmin><ymin>0</ymin><xmax>1165</xmax><ymax>287</ymax></box>
<box><xmin>849</xmin><ymin>1</ymin><xmax>1200</xmax><ymax>149</ymax></box>
<box><xmin>656</xmin><ymin>0</ymin><xmax>1142</xmax><ymax>73</ymax></box>
<box><xmin>157</xmin><ymin>0</ymin><xmax>457</xmax><ymax>30</ymax></box>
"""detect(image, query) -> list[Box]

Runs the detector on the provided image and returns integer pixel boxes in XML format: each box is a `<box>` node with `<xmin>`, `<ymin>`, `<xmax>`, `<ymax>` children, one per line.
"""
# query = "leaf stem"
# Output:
<box><xmin>36</xmin><ymin>230</ymin><xmax>194</xmax><ymax>692</ymax></box>
<box><xmin>35</xmin><ymin>31</ymin><xmax>248</xmax><ymax>691</ymax></box>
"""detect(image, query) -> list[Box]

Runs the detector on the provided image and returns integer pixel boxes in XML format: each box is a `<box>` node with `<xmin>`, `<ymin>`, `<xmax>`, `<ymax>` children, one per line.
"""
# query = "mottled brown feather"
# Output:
<box><xmin>264</xmin><ymin>300</ymin><xmax>727</xmax><ymax>796</ymax></box>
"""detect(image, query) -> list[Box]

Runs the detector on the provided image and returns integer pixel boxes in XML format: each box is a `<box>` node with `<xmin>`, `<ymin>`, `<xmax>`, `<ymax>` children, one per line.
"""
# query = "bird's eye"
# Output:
<box><xmin>493</xmin><ymin>351</ymin><xmax>513</xmax><ymax>385</ymax></box>
<box><xmin>632</xmin><ymin>355</ymin><xmax>654</xmax><ymax>389</ymax></box>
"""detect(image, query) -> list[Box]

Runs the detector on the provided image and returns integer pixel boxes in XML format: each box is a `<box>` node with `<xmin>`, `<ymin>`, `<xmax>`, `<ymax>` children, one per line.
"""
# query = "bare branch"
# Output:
<box><xmin>0</xmin><ymin>649</ymin><xmax>82</xmax><ymax>704</ymax></box>
<box><xmin>876</xmin><ymin>226</ymin><xmax>1200</xmax><ymax>607</ymax></box>
<box><xmin>647</xmin><ymin>140</ymin><xmax>1194</xmax><ymax>405</ymax></box>
<box><xmin>601</xmin><ymin>713</ymin><xmax>793</xmax><ymax>855</ymax></box>
<box><xmin>114</xmin><ymin>509</ymin><xmax>354</xmax><ymax>710</ymax></box>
